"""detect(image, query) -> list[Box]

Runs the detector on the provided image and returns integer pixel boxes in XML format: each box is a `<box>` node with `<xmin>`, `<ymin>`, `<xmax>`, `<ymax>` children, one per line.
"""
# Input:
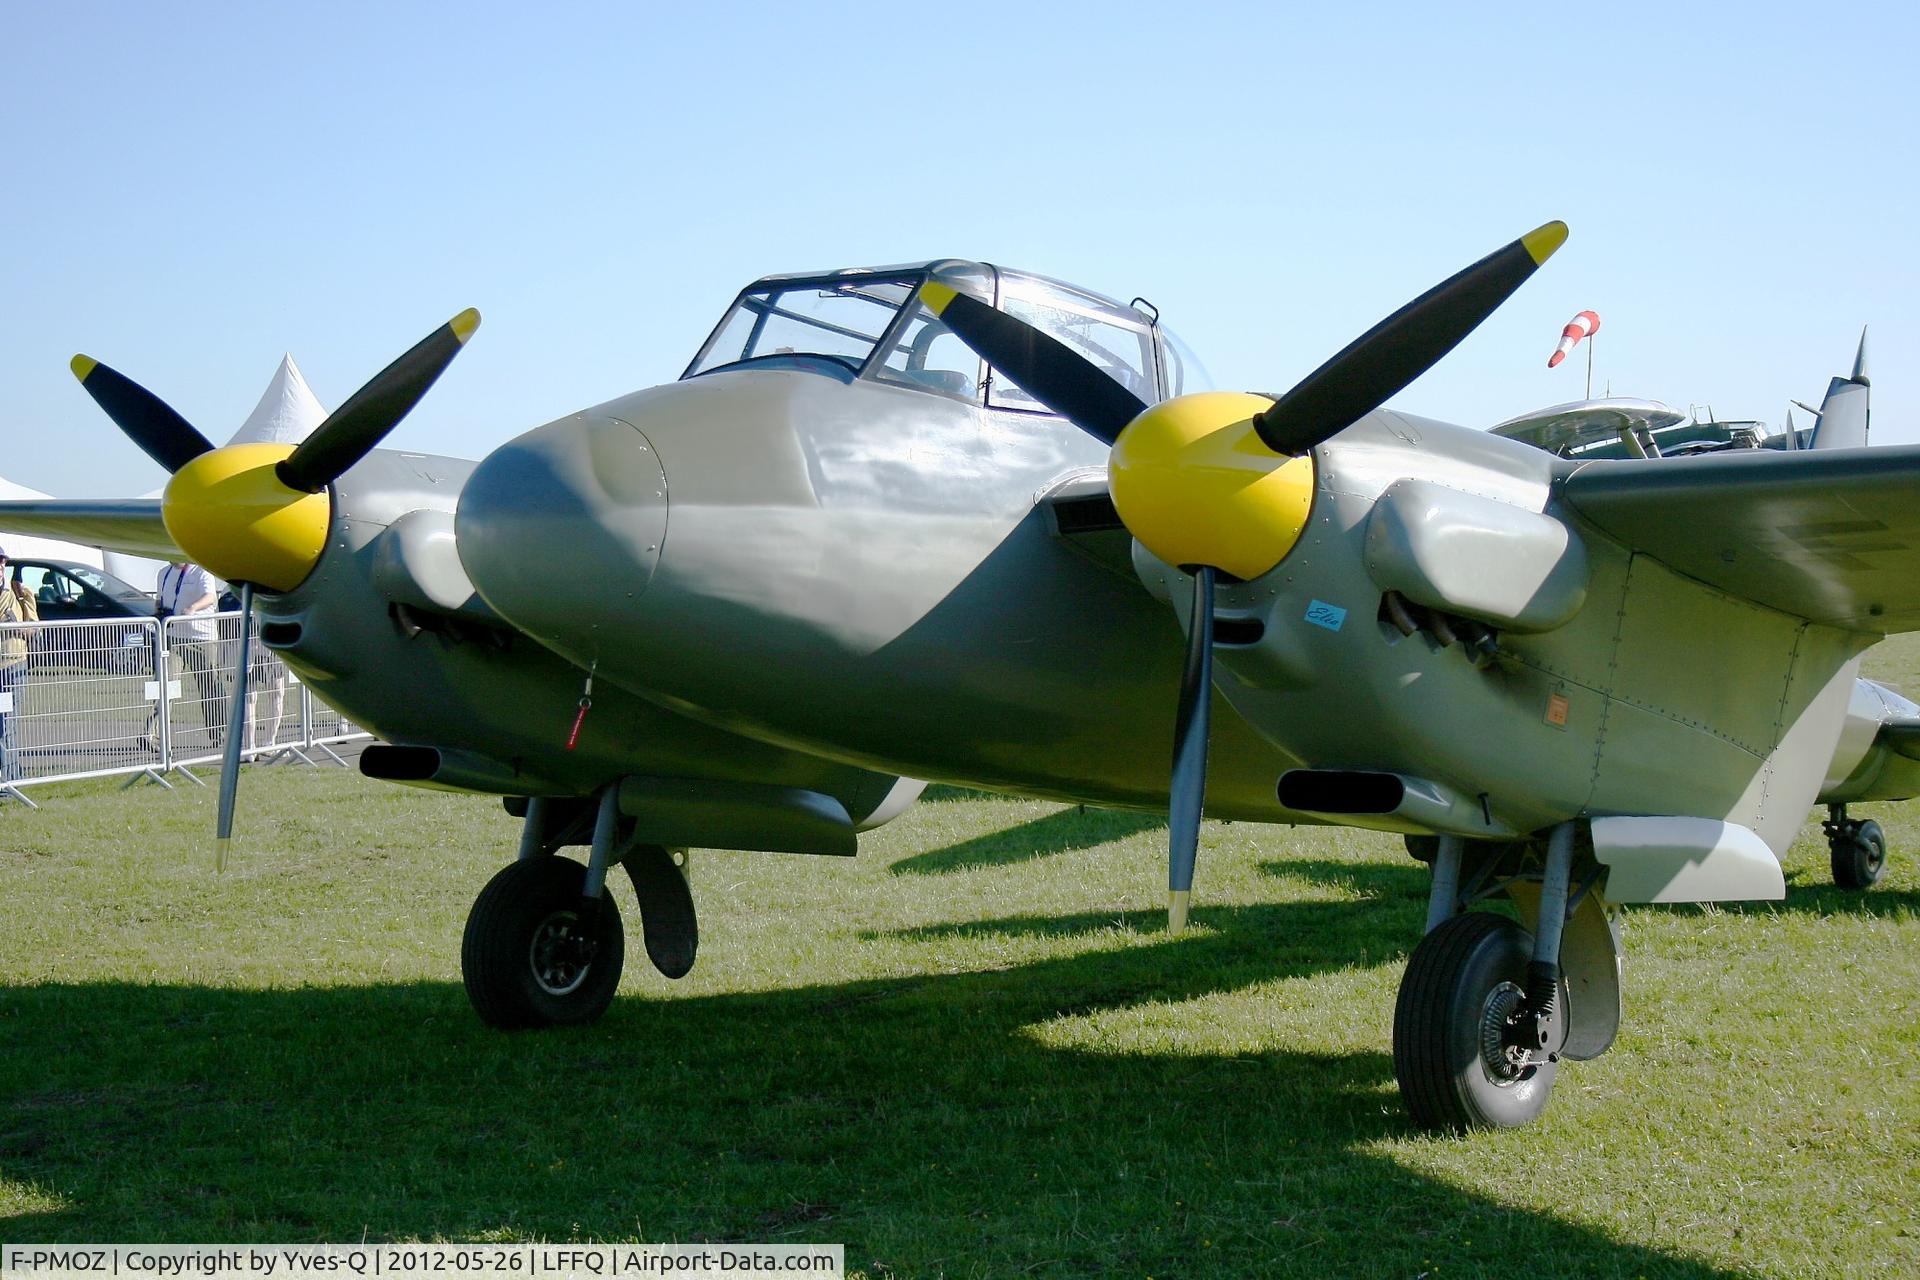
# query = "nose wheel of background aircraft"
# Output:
<box><xmin>462</xmin><ymin>856</ymin><xmax>625</xmax><ymax>1028</ymax></box>
<box><xmin>1392</xmin><ymin>912</ymin><xmax>1560</xmax><ymax>1130</ymax></box>
<box><xmin>1824</xmin><ymin>807</ymin><xmax>1887</xmax><ymax>890</ymax></box>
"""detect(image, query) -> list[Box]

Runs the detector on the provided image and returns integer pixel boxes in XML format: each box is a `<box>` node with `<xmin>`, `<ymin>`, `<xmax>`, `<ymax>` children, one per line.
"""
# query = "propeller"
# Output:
<box><xmin>72</xmin><ymin>308</ymin><xmax>480</xmax><ymax>590</ymax></box>
<box><xmin>925</xmin><ymin>223</ymin><xmax>1567</xmax><ymax>930</ymax></box>
<box><xmin>215</xmin><ymin>584</ymin><xmax>255</xmax><ymax>874</ymax></box>
<box><xmin>1167</xmin><ymin>565</ymin><xmax>1213</xmax><ymax>932</ymax></box>
<box><xmin>70</xmin><ymin>310</ymin><xmax>481</xmax><ymax>866</ymax></box>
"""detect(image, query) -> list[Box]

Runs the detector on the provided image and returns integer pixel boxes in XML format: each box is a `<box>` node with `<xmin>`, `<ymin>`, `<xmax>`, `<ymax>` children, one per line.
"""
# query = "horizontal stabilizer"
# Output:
<box><xmin>1562</xmin><ymin>444</ymin><xmax>1920</xmax><ymax>632</ymax></box>
<box><xmin>0</xmin><ymin>498</ymin><xmax>176</xmax><ymax>559</ymax></box>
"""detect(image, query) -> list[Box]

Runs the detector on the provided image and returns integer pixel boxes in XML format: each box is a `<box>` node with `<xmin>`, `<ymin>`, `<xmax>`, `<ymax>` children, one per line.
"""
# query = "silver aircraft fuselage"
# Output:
<box><xmin>259</xmin><ymin>368</ymin><xmax>1306</xmax><ymax>823</ymax></box>
<box><xmin>257</xmin><ymin>362</ymin><xmax>1917</xmax><ymax>856</ymax></box>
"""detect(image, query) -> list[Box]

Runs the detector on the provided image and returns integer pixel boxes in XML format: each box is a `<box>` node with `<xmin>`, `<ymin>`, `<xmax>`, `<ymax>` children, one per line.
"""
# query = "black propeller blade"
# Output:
<box><xmin>277</xmin><ymin>308</ymin><xmax>480</xmax><ymax>493</ymax></box>
<box><xmin>1167</xmin><ymin>566</ymin><xmax>1214</xmax><ymax>932</ymax></box>
<box><xmin>921</xmin><ymin>283</ymin><xmax>1145</xmax><ymax>444</ymax></box>
<box><xmin>214</xmin><ymin>584</ymin><xmax>255</xmax><ymax>873</ymax></box>
<box><xmin>1251</xmin><ymin>221</ymin><xmax>1568</xmax><ymax>454</ymax></box>
<box><xmin>69</xmin><ymin>356</ymin><xmax>217</xmax><ymax>474</ymax></box>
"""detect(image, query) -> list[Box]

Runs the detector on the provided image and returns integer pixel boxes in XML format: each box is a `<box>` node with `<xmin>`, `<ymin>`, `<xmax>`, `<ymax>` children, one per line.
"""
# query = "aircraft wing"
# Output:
<box><xmin>1561</xmin><ymin>445</ymin><xmax>1920</xmax><ymax>632</ymax></box>
<box><xmin>0</xmin><ymin>499</ymin><xmax>177</xmax><ymax>559</ymax></box>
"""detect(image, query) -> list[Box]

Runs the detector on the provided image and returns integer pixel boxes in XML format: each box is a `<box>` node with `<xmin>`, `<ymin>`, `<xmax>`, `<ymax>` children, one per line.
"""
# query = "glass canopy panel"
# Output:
<box><xmin>867</xmin><ymin>264</ymin><xmax>997</xmax><ymax>402</ymax></box>
<box><xmin>871</xmin><ymin>304</ymin><xmax>984</xmax><ymax>401</ymax></box>
<box><xmin>987</xmin><ymin>277</ymin><xmax>1156</xmax><ymax>412</ymax></box>
<box><xmin>1161</xmin><ymin>328</ymin><xmax>1214</xmax><ymax>398</ymax></box>
<box><xmin>687</xmin><ymin>277</ymin><xmax>916</xmax><ymax>378</ymax></box>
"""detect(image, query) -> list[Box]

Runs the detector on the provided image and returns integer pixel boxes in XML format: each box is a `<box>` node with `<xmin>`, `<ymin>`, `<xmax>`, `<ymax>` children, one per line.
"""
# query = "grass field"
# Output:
<box><xmin>2</xmin><ymin>649</ymin><xmax>1918</xmax><ymax>1277</ymax></box>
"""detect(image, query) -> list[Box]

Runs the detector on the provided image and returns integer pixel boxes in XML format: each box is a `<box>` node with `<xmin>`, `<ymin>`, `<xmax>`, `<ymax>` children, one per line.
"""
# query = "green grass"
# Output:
<box><xmin>2</xmin><ymin>648</ymin><xmax>1919</xmax><ymax>1276</ymax></box>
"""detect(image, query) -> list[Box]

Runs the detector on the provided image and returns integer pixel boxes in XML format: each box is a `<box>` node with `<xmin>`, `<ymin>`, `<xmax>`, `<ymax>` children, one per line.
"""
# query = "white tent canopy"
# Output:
<box><xmin>228</xmin><ymin>352</ymin><xmax>328</xmax><ymax>447</ymax></box>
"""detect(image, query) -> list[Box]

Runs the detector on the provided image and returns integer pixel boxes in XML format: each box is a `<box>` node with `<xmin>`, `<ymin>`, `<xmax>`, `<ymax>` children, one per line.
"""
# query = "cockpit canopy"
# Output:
<box><xmin>683</xmin><ymin>259</ymin><xmax>1211</xmax><ymax>410</ymax></box>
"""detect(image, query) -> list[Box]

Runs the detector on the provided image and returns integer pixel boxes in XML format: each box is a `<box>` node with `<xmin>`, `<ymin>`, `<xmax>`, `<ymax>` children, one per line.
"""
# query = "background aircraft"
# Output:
<box><xmin>2</xmin><ymin>224</ymin><xmax>1912</xmax><ymax>1131</ymax></box>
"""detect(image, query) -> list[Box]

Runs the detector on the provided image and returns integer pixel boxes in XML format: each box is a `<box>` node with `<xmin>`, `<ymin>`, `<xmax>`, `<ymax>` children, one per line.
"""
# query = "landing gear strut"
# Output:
<box><xmin>461</xmin><ymin>789</ymin><xmax>698</xmax><ymax>1029</ymax></box>
<box><xmin>1824</xmin><ymin>805</ymin><xmax>1887</xmax><ymax>890</ymax></box>
<box><xmin>1394</xmin><ymin>822</ymin><xmax>1620</xmax><ymax>1131</ymax></box>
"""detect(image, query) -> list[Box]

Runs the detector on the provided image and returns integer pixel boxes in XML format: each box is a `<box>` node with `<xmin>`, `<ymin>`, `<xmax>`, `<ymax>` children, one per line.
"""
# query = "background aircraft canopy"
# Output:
<box><xmin>683</xmin><ymin>259</ymin><xmax>1209</xmax><ymax>410</ymax></box>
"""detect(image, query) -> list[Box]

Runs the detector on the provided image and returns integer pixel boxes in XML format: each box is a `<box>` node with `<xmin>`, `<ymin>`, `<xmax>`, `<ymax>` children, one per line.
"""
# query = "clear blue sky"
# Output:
<box><xmin>3</xmin><ymin>1</ymin><xmax>1914</xmax><ymax>495</ymax></box>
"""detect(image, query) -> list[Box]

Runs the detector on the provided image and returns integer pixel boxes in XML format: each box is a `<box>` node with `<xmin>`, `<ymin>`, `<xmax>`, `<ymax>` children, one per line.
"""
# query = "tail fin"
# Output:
<box><xmin>1809</xmin><ymin>328</ymin><xmax>1871</xmax><ymax>450</ymax></box>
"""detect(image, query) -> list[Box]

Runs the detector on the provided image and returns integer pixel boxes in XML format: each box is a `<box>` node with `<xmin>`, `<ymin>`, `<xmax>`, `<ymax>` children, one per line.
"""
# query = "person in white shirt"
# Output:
<box><xmin>156</xmin><ymin>561</ymin><xmax>227</xmax><ymax>748</ymax></box>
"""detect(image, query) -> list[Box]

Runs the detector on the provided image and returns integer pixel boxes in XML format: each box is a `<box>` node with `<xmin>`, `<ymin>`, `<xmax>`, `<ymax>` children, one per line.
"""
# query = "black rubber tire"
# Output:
<box><xmin>1393</xmin><ymin>911</ymin><xmax>1558</xmax><ymax>1132</ymax></box>
<box><xmin>462</xmin><ymin>857</ymin><xmax>625</xmax><ymax>1029</ymax></box>
<box><xmin>1831</xmin><ymin>818</ymin><xmax>1888</xmax><ymax>890</ymax></box>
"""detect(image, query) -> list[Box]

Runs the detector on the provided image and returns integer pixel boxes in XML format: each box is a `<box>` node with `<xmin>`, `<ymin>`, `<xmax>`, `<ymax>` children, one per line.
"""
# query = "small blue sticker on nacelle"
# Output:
<box><xmin>1304</xmin><ymin>600</ymin><xmax>1347</xmax><ymax>632</ymax></box>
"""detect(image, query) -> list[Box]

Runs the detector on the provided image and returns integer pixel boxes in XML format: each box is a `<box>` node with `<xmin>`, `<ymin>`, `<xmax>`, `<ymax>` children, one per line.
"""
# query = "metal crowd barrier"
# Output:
<box><xmin>0</xmin><ymin>610</ymin><xmax>370</xmax><ymax>807</ymax></box>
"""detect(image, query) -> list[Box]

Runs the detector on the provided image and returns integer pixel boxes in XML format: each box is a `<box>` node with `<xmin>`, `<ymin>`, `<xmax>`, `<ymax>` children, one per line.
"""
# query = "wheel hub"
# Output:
<box><xmin>528</xmin><ymin>909</ymin><xmax>598</xmax><ymax>996</ymax></box>
<box><xmin>1860</xmin><ymin>836</ymin><xmax>1887</xmax><ymax>876</ymax></box>
<box><xmin>1479</xmin><ymin>980</ymin><xmax>1539</xmax><ymax>1083</ymax></box>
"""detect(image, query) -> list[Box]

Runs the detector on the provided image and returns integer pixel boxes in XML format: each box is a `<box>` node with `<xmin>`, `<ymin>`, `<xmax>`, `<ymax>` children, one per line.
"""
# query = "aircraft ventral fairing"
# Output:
<box><xmin>8</xmin><ymin>231</ymin><xmax>1918</xmax><ymax>1130</ymax></box>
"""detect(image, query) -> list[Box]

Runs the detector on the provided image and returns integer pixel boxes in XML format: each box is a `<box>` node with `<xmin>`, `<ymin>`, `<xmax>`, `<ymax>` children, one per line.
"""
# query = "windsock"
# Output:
<box><xmin>1548</xmin><ymin>310</ymin><xmax>1601</xmax><ymax>368</ymax></box>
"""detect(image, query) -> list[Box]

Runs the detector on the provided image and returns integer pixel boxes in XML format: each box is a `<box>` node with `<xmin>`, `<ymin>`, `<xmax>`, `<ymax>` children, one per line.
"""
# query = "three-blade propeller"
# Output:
<box><xmin>69</xmin><ymin>310</ymin><xmax>481</xmax><ymax>868</ymax></box>
<box><xmin>928</xmin><ymin>223</ymin><xmax>1567</xmax><ymax>930</ymax></box>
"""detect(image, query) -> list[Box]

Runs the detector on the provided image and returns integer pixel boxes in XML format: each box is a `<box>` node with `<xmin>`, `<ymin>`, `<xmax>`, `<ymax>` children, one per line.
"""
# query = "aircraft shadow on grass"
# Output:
<box><xmin>0</xmin><ymin>877</ymin><xmax>1739</xmax><ymax>1277</ymax></box>
<box><xmin>912</xmin><ymin>783</ymin><xmax>986</xmax><ymax>803</ymax></box>
<box><xmin>888</xmin><ymin>807</ymin><xmax>1166</xmax><ymax>877</ymax></box>
<box><xmin>1728</xmin><ymin>870</ymin><xmax>1920</xmax><ymax>920</ymax></box>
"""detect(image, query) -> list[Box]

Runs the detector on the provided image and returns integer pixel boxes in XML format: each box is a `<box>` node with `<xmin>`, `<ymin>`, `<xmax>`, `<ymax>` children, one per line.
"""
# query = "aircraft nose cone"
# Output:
<box><xmin>456</xmin><ymin>413</ymin><xmax>668</xmax><ymax>662</ymax></box>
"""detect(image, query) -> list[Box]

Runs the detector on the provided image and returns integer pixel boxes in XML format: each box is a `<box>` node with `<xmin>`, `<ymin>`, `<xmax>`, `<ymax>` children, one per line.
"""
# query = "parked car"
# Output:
<box><xmin>5</xmin><ymin>558</ymin><xmax>157</xmax><ymax>671</ymax></box>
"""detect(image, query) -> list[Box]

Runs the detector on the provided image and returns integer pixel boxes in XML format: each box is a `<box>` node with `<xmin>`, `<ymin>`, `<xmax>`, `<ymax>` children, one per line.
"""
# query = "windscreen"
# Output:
<box><xmin>687</xmin><ymin>277</ymin><xmax>915</xmax><ymax>378</ymax></box>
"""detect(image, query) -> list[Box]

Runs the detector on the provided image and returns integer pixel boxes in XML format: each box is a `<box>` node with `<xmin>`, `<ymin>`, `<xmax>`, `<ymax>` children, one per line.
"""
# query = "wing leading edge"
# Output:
<box><xmin>0</xmin><ymin>499</ymin><xmax>176</xmax><ymax>560</ymax></box>
<box><xmin>1562</xmin><ymin>444</ymin><xmax>1920</xmax><ymax>633</ymax></box>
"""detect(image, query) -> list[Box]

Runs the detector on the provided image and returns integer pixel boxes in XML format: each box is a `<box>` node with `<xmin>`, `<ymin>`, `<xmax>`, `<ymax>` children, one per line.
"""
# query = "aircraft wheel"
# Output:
<box><xmin>462</xmin><ymin>856</ymin><xmax>625</xmax><ymax>1029</ymax></box>
<box><xmin>1830</xmin><ymin>818</ymin><xmax>1887</xmax><ymax>890</ymax></box>
<box><xmin>1393</xmin><ymin>911</ymin><xmax>1558</xmax><ymax>1131</ymax></box>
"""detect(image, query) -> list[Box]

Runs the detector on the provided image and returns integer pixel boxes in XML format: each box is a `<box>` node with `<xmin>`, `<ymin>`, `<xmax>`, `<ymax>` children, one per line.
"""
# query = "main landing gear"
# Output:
<box><xmin>1823</xmin><ymin>805</ymin><xmax>1888</xmax><ymax>890</ymax></box>
<box><xmin>1393</xmin><ymin>822</ymin><xmax>1622</xmax><ymax>1131</ymax></box>
<box><xmin>462</xmin><ymin>790</ymin><xmax>698</xmax><ymax>1029</ymax></box>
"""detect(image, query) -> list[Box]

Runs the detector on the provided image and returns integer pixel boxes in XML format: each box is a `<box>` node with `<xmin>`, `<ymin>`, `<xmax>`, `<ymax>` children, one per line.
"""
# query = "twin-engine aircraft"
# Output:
<box><xmin>7</xmin><ymin>223</ymin><xmax>1916</xmax><ymax>1130</ymax></box>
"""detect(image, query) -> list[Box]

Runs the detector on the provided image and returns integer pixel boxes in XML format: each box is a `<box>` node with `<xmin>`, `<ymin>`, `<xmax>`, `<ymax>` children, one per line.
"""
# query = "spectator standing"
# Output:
<box><xmin>0</xmin><ymin>547</ymin><xmax>40</xmax><ymax>781</ymax></box>
<box><xmin>243</xmin><ymin>612</ymin><xmax>288</xmax><ymax>751</ymax></box>
<box><xmin>158</xmin><ymin>560</ymin><xmax>226</xmax><ymax>747</ymax></box>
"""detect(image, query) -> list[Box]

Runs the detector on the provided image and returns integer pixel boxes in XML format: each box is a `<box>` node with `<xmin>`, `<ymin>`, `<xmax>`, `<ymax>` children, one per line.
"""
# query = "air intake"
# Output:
<box><xmin>1277</xmin><ymin>770</ymin><xmax>1405</xmax><ymax>813</ymax></box>
<box><xmin>1276</xmin><ymin>769</ymin><xmax>1517</xmax><ymax>838</ymax></box>
<box><xmin>1050</xmin><ymin>493</ymin><xmax>1125</xmax><ymax>534</ymax></box>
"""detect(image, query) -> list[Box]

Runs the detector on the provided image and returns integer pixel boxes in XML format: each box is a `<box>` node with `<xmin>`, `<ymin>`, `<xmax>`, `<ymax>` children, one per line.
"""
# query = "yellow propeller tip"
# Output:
<box><xmin>451</xmin><ymin>308</ymin><xmax>482</xmax><ymax>344</ymax></box>
<box><xmin>920</xmin><ymin>281</ymin><xmax>958</xmax><ymax>316</ymax></box>
<box><xmin>70</xmin><ymin>355</ymin><xmax>98</xmax><ymax>382</ymax></box>
<box><xmin>1168</xmin><ymin>889</ymin><xmax>1191</xmax><ymax>934</ymax></box>
<box><xmin>1522</xmin><ymin>221</ymin><xmax>1570</xmax><ymax>266</ymax></box>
